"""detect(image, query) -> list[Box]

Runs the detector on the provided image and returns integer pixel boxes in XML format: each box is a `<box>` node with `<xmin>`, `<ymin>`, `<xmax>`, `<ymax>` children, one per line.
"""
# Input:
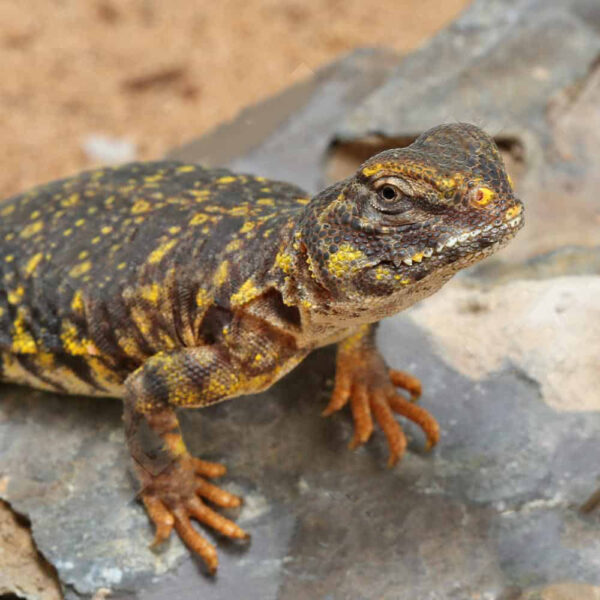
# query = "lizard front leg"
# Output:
<box><xmin>124</xmin><ymin>347</ymin><xmax>249</xmax><ymax>574</ymax></box>
<box><xmin>322</xmin><ymin>323</ymin><xmax>439</xmax><ymax>466</ymax></box>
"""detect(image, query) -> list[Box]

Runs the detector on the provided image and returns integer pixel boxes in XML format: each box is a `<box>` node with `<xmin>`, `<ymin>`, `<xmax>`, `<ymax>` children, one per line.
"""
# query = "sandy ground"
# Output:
<box><xmin>0</xmin><ymin>0</ymin><xmax>469</xmax><ymax>199</ymax></box>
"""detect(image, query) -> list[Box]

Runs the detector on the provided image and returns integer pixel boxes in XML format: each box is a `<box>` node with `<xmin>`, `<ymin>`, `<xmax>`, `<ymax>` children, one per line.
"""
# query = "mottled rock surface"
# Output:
<box><xmin>2</xmin><ymin>0</ymin><xmax>600</xmax><ymax>598</ymax></box>
<box><xmin>410</xmin><ymin>276</ymin><xmax>600</xmax><ymax>413</ymax></box>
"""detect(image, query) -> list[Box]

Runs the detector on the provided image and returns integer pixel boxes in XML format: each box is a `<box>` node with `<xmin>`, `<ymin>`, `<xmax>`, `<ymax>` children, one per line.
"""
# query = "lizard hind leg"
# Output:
<box><xmin>124</xmin><ymin>348</ymin><xmax>249</xmax><ymax>574</ymax></box>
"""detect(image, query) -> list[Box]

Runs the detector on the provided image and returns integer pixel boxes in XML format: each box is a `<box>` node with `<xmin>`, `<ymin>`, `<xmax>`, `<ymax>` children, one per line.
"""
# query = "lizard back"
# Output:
<box><xmin>0</xmin><ymin>161</ymin><xmax>309</xmax><ymax>396</ymax></box>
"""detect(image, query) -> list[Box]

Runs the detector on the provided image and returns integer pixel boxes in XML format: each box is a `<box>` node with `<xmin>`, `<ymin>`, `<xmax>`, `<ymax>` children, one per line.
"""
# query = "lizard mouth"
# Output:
<box><xmin>396</xmin><ymin>209</ymin><xmax>524</xmax><ymax>268</ymax></box>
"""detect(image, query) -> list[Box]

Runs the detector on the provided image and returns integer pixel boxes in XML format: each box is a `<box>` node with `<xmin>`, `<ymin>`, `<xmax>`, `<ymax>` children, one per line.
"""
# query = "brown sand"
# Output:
<box><xmin>0</xmin><ymin>0</ymin><xmax>469</xmax><ymax>198</ymax></box>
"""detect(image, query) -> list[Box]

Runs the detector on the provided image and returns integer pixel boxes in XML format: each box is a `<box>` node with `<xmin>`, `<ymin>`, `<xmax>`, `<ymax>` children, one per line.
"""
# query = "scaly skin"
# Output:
<box><xmin>0</xmin><ymin>123</ymin><xmax>523</xmax><ymax>573</ymax></box>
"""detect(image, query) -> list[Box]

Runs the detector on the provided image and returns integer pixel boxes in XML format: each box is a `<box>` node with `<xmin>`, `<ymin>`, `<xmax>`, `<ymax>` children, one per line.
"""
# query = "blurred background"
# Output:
<box><xmin>0</xmin><ymin>0</ymin><xmax>468</xmax><ymax>198</ymax></box>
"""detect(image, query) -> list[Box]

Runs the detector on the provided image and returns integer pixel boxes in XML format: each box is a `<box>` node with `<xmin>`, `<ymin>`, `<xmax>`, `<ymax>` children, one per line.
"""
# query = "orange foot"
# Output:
<box><xmin>323</xmin><ymin>348</ymin><xmax>439</xmax><ymax>466</ymax></box>
<box><xmin>139</xmin><ymin>455</ymin><xmax>248</xmax><ymax>574</ymax></box>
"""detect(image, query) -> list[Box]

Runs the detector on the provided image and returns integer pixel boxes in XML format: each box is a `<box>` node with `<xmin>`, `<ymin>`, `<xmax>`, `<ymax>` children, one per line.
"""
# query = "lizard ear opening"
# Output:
<box><xmin>262</xmin><ymin>289</ymin><xmax>301</xmax><ymax>329</ymax></box>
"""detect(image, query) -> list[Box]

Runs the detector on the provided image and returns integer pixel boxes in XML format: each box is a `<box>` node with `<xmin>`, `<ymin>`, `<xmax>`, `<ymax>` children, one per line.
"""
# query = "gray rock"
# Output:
<box><xmin>466</xmin><ymin>245</ymin><xmax>600</xmax><ymax>284</ymax></box>
<box><xmin>410</xmin><ymin>276</ymin><xmax>600</xmax><ymax>413</ymax></box>
<box><xmin>338</xmin><ymin>0</ymin><xmax>600</xmax><ymax>141</ymax></box>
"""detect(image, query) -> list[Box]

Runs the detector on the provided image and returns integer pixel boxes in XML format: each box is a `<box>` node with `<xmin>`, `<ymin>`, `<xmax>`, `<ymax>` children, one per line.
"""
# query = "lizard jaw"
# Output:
<box><xmin>396</xmin><ymin>209</ymin><xmax>524</xmax><ymax>270</ymax></box>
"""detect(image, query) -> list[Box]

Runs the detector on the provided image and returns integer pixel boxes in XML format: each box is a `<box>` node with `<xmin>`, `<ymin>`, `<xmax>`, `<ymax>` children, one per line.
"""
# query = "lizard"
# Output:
<box><xmin>0</xmin><ymin>123</ymin><xmax>523</xmax><ymax>574</ymax></box>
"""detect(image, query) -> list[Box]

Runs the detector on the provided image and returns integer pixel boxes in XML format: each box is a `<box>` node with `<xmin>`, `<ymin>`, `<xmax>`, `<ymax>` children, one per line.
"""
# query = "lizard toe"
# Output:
<box><xmin>195</xmin><ymin>476</ymin><xmax>243</xmax><ymax>508</ymax></box>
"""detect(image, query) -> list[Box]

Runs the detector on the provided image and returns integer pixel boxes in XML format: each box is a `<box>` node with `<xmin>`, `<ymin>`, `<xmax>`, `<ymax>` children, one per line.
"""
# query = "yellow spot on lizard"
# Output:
<box><xmin>7</xmin><ymin>286</ymin><xmax>24</xmax><ymax>304</ymax></box>
<box><xmin>61</xmin><ymin>193</ymin><xmax>79</xmax><ymax>207</ymax></box>
<box><xmin>231</xmin><ymin>279</ymin><xmax>261</xmax><ymax>306</ymax></box>
<box><xmin>225</xmin><ymin>238</ymin><xmax>242</xmax><ymax>253</ymax></box>
<box><xmin>132</xmin><ymin>199</ymin><xmax>152</xmax><ymax>214</ymax></box>
<box><xmin>141</xmin><ymin>283</ymin><xmax>161</xmax><ymax>304</ymax></box>
<box><xmin>213</xmin><ymin>261</ymin><xmax>229</xmax><ymax>287</ymax></box>
<box><xmin>24</xmin><ymin>253</ymin><xmax>44</xmax><ymax>276</ymax></box>
<box><xmin>229</xmin><ymin>205</ymin><xmax>250</xmax><ymax>217</ymax></box>
<box><xmin>148</xmin><ymin>239</ymin><xmax>177</xmax><ymax>264</ymax></box>
<box><xmin>196</xmin><ymin>288</ymin><xmax>211</xmax><ymax>308</ymax></box>
<box><xmin>69</xmin><ymin>261</ymin><xmax>92</xmax><ymax>278</ymax></box>
<box><xmin>71</xmin><ymin>291</ymin><xmax>85</xmax><ymax>314</ymax></box>
<box><xmin>20</xmin><ymin>220</ymin><xmax>44</xmax><ymax>239</ymax></box>
<box><xmin>505</xmin><ymin>204</ymin><xmax>522</xmax><ymax>220</ymax></box>
<box><xmin>394</xmin><ymin>275</ymin><xmax>411</xmax><ymax>285</ymax></box>
<box><xmin>12</xmin><ymin>308</ymin><xmax>37</xmax><ymax>354</ymax></box>
<box><xmin>374</xmin><ymin>265</ymin><xmax>391</xmax><ymax>280</ymax></box>
<box><xmin>327</xmin><ymin>244</ymin><xmax>364</xmax><ymax>278</ymax></box>
<box><xmin>61</xmin><ymin>321</ymin><xmax>98</xmax><ymax>356</ymax></box>
<box><xmin>189</xmin><ymin>213</ymin><xmax>208</xmax><ymax>226</ymax></box>
<box><xmin>275</xmin><ymin>251</ymin><xmax>293</xmax><ymax>274</ymax></box>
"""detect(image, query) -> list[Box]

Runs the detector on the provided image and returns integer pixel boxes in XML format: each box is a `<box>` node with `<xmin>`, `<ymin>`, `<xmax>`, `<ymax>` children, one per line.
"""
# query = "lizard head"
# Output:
<box><xmin>298</xmin><ymin>123</ymin><xmax>523</xmax><ymax>308</ymax></box>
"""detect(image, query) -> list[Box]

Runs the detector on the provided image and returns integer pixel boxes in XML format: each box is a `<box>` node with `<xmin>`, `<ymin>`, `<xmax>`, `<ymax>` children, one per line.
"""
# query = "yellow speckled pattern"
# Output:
<box><xmin>0</xmin><ymin>160</ymin><xmax>308</xmax><ymax>398</ymax></box>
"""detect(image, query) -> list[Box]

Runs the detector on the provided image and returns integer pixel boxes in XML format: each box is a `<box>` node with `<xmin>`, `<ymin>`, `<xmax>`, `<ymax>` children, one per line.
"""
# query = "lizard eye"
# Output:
<box><xmin>372</xmin><ymin>179</ymin><xmax>410</xmax><ymax>214</ymax></box>
<box><xmin>379</xmin><ymin>185</ymin><xmax>400</xmax><ymax>202</ymax></box>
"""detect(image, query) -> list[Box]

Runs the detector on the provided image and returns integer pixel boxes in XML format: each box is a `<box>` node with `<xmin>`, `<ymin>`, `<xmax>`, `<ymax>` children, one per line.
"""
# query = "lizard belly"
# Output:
<box><xmin>0</xmin><ymin>351</ymin><xmax>125</xmax><ymax>398</ymax></box>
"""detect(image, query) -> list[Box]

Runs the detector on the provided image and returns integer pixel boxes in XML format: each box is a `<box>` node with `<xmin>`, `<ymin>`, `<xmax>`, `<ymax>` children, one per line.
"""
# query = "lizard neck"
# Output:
<box><xmin>266</xmin><ymin>225</ymin><xmax>372</xmax><ymax>347</ymax></box>
<box><xmin>268</xmin><ymin>222</ymin><xmax>460</xmax><ymax>348</ymax></box>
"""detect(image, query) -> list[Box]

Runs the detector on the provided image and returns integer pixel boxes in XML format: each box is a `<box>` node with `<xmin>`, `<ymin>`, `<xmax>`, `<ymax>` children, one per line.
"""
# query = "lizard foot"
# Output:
<box><xmin>323</xmin><ymin>350</ymin><xmax>439</xmax><ymax>466</ymax></box>
<box><xmin>139</xmin><ymin>454</ymin><xmax>248</xmax><ymax>574</ymax></box>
